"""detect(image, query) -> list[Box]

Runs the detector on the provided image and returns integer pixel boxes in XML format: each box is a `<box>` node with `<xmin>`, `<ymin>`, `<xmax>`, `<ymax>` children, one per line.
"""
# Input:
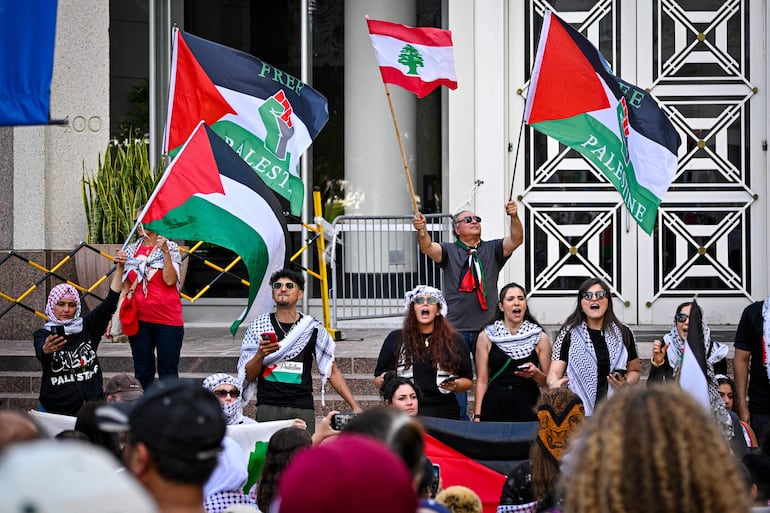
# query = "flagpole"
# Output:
<box><xmin>508</xmin><ymin>117</ymin><xmax>526</xmax><ymax>201</ymax></box>
<box><xmin>382</xmin><ymin>82</ymin><xmax>420</xmax><ymax>215</ymax></box>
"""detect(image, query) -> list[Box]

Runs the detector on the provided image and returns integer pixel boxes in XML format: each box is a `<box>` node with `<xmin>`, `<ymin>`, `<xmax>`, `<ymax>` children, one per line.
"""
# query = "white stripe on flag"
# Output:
<box><xmin>369</xmin><ymin>34</ymin><xmax>457</xmax><ymax>81</ymax></box>
<box><xmin>679</xmin><ymin>343</ymin><xmax>711</xmax><ymax>412</ymax></box>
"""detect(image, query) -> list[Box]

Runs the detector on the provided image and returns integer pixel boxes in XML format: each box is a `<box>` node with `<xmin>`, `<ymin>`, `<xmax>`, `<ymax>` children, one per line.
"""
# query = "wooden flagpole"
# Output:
<box><xmin>382</xmin><ymin>82</ymin><xmax>420</xmax><ymax>215</ymax></box>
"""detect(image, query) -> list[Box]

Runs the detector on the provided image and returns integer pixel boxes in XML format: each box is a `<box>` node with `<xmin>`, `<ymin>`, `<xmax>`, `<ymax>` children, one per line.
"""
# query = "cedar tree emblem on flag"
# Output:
<box><xmin>524</xmin><ymin>11</ymin><xmax>681</xmax><ymax>235</ymax></box>
<box><xmin>367</xmin><ymin>18</ymin><xmax>458</xmax><ymax>98</ymax></box>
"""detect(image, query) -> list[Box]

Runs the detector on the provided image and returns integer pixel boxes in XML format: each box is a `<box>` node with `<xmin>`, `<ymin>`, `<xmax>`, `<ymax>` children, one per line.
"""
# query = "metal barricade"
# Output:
<box><xmin>329</xmin><ymin>213</ymin><xmax>453</xmax><ymax>325</ymax></box>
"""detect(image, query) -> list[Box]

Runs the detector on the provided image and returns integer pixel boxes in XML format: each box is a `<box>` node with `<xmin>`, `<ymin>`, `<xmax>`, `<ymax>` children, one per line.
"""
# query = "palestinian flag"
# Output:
<box><xmin>142</xmin><ymin>122</ymin><xmax>288</xmax><ymax>334</ymax></box>
<box><xmin>367</xmin><ymin>18</ymin><xmax>457</xmax><ymax>98</ymax></box>
<box><xmin>524</xmin><ymin>11</ymin><xmax>681</xmax><ymax>235</ymax></box>
<box><xmin>678</xmin><ymin>298</ymin><xmax>711</xmax><ymax>410</ymax></box>
<box><xmin>164</xmin><ymin>28</ymin><xmax>329</xmax><ymax>216</ymax></box>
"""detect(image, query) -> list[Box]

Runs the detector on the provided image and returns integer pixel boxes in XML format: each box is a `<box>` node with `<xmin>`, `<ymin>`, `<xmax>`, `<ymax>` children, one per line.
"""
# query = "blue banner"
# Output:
<box><xmin>0</xmin><ymin>0</ymin><xmax>58</xmax><ymax>126</ymax></box>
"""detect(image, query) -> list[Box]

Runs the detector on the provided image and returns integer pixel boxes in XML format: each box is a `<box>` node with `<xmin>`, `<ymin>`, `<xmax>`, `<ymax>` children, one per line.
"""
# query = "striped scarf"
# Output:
<box><xmin>454</xmin><ymin>239</ymin><xmax>487</xmax><ymax>310</ymax></box>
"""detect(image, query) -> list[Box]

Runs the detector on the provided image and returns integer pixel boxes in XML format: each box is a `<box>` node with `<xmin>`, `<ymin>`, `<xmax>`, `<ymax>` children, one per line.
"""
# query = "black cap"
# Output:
<box><xmin>97</xmin><ymin>378</ymin><xmax>226</xmax><ymax>462</ymax></box>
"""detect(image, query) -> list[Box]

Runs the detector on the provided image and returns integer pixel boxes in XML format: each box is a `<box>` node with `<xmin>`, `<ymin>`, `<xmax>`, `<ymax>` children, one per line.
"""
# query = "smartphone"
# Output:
<box><xmin>440</xmin><ymin>375</ymin><xmax>458</xmax><ymax>385</ymax></box>
<box><xmin>431</xmin><ymin>464</ymin><xmax>441</xmax><ymax>497</ymax></box>
<box><xmin>330</xmin><ymin>412</ymin><xmax>359</xmax><ymax>431</ymax></box>
<box><xmin>50</xmin><ymin>325</ymin><xmax>65</xmax><ymax>337</ymax></box>
<box><xmin>613</xmin><ymin>369</ymin><xmax>627</xmax><ymax>380</ymax></box>
<box><xmin>260</xmin><ymin>332</ymin><xmax>278</xmax><ymax>344</ymax></box>
<box><xmin>517</xmin><ymin>364</ymin><xmax>530</xmax><ymax>370</ymax></box>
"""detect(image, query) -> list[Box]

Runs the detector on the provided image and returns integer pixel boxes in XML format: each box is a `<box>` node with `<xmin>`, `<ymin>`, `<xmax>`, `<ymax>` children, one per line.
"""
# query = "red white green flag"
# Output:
<box><xmin>366</xmin><ymin>18</ymin><xmax>457</xmax><ymax>98</ymax></box>
<box><xmin>143</xmin><ymin>122</ymin><xmax>288</xmax><ymax>334</ymax></box>
<box><xmin>163</xmin><ymin>28</ymin><xmax>329</xmax><ymax>216</ymax></box>
<box><xmin>524</xmin><ymin>11</ymin><xmax>681</xmax><ymax>235</ymax></box>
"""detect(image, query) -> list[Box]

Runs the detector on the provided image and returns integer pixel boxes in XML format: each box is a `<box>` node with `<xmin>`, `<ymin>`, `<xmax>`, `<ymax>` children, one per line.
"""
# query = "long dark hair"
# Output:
<box><xmin>496</xmin><ymin>282</ymin><xmax>543</xmax><ymax>326</ymax></box>
<box><xmin>398</xmin><ymin>306</ymin><xmax>462</xmax><ymax>374</ymax></box>
<box><xmin>558</xmin><ymin>277</ymin><xmax>632</xmax><ymax>345</ymax></box>
<box><xmin>256</xmin><ymin>427</ymin><xmax>312</xmax><ymax>512</ymax></box>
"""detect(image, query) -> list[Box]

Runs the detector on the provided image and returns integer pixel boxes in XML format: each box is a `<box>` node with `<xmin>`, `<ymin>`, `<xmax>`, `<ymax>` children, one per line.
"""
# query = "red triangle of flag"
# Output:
<box><xmin>527</xmin><ymin>15</ymin><xmax>611</xmax><ymax>124</ymax></box>
<box><xmin>165</xmin><ymin>31</ymin><xmax>237</xmax><ymax>151</ymax></box>
<box><xmin>143</xmin><ymin>124</ymin><xmax>226</xmax><ymax>224</ymax></box>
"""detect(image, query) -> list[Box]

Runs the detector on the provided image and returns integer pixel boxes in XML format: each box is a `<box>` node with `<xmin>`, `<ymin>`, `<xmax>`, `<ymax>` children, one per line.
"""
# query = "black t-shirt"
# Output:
<box><xmin>256</xmin><ymin>314</ymin><xmax>317</xmax><ymax>410</ymax></box>
<box><xmin>733</xmin><ymin>301</ymin><xmax>770</xmax><ymax>413</ymax></box>
<box><xmin>375</xmin><ymin>329</ymin><xmax>472</xmax><ymax>420</ymax></box>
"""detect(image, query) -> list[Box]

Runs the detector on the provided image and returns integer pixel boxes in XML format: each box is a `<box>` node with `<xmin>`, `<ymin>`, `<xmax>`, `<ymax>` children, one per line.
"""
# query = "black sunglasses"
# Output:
<box><xmin>213</xmin><ymin>389</ymin><xmax>240</xmax><ymax>398</ymax></box>
<box><xmin>458</xmin><ymin>216</ymin><xmax>482</xmax><ymax>224</ymax></box>
<box><xmin>272</xmin><ymin>282</ymin><xmax>297</xmax><ymax>290</ymax></box>
<box><xmin>675</xmin><ymin>313</ymin><xmax>689</xmax><ymax>323</ymax></box>
<box><xmin>582</xmin><ymin>290</ymin><xmax>608</xmax><ymax>300</ymax></box>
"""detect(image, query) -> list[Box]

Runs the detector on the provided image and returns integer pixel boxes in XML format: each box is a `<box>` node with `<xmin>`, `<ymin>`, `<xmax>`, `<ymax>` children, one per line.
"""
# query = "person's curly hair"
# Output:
<box><xmin>435</xmin><ymin>485</ymin><xmax>482</xmax><ymax>513</ymax></box>
<box><xmin>563</xmin><ymin>386</ymin><xmax>749</xmax><ymax>513</ymax></box>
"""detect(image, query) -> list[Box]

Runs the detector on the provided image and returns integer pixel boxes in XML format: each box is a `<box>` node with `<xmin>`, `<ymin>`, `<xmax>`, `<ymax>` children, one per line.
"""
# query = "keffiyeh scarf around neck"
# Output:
<box><xmin>485</xmin><ymin>320</ymin><xmax>543</xmax><ymax>361</ymax></box>
<box><xmin>555</xmin><ymin>322</ymin><xmax>627</xmax><ymax>416</ymax></box>
<box><xmin>238</xmin><ymin>313</ymin><xmax>335</xmax><ymax>406</ymax></box>
<box><xmin>122</xmin><ymin>238</ymin><xmax>182</xmax><ymax>295</ymax></box>
<box><xmin>455</xmin><ymin>239</ymin><xmax>487</xmax><ymax>310</ymax></box>
<box><xmin>44</xmin><ymin>284</ymin><xmax>84</xmax><ymax>335</ymax></box>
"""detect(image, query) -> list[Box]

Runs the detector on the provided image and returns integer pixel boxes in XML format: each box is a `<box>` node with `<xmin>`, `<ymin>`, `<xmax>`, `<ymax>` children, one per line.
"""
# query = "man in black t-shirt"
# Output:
<box><xmin>733</xmin><ymin>298</ymin><xmax>770</xmax><ymax>443</ymax></box>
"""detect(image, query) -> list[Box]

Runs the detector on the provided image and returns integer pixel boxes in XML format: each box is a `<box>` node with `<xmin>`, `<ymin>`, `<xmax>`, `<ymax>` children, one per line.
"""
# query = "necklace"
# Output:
<box><xmin>422</xmin><ymin>334</ymin><xmax>432</xmax><ymax>347</ymax></box>
<box><xmin>276</xmin><ymin>313</ymin><xmax>300</xmax><ymax>337</ymax></box>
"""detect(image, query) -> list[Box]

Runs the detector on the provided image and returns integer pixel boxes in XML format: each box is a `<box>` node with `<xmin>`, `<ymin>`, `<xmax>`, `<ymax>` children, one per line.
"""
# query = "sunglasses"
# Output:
<box><xmin>213</xmin><ymin>389</ymin><xmax>240</xmax><ymax>399</ymax></box>
<box><xmin>675</xmin><ymin>313</ymin><xmax>689</xmax><ymax>323</ymax></box>
<box><xmin>582</xmin><ymin>290</ymin><xmax>608</xmax><ymax>300</ymax></box>
<box><xmin>414</xmin><ymin>296</ymin><xmax>439</xmax><ymax>305</ymax></box>
<box><xmin>272</xmin><ymin>282</ymin><xmax>297</xmax><ymax>290</ymax></box>
<box><xmin>458</xmin><ymin>216</ymin><xmax>482</xmax><ymax>224</ymax></box>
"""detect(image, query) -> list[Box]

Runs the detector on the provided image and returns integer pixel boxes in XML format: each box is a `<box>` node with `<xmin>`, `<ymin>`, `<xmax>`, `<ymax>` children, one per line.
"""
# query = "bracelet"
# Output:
<box><xmin>473</xmin><ymin>414</ymin><xmax>481</xmax><ymax>419</ymax></box>
<box><xmin>650</xmin><ymin>359</ymin><xmax>664</xmax><ymax>367</ymax></box>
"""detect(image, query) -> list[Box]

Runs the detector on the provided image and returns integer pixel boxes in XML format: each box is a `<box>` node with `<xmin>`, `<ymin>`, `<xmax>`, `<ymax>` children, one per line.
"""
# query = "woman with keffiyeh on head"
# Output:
<box><xmin>546</xmin><ymin>277</ymin><xmax>640</xmax><ymax>416</ymax></box>
<box><xmin>32</xmin><ymin>252</ymin><xmax>125</xmax><ymax>415</ymax></box>
<box><xmin>122</xmin><ymin>206</ymin><xmax>184</xmax><ymax>390</ymax></box>
<box><xmin>374</xmin><ymin>285</ymin><xmax>473</xmax><ymax>419</ymax></box>
<box><xmin>474</xmin><ymin>282</ymin><xmax>552</xmax><ymax>422</ymax></box>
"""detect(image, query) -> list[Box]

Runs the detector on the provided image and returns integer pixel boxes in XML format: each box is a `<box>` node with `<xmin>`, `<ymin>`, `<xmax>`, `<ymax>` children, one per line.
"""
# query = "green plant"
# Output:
<box><xmin>82</xmin><ymin>134</ymin><xmax>162</xmax><ymax>244</ymax></box>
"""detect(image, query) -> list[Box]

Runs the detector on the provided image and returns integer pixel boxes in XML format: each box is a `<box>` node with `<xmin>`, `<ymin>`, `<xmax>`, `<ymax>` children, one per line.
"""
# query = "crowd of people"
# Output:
<box><xmin>8</xmin><ymin>199</ymin><xmax>770</xmax><ymax>512</ymax></box>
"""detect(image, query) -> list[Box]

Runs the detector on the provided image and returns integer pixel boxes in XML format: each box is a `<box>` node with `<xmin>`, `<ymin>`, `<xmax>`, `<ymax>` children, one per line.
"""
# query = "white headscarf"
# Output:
<box><xmin>403</xmin><ymin>285</ymin><xmax>448</xmax><ymax>317</ymax></box>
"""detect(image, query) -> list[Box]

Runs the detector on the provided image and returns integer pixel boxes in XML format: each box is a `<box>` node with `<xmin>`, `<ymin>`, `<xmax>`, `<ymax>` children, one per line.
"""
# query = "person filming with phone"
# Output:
<box><xmin>32</xmin><ymin>250</ymin><xmax>125</xmax><ymax>415</ymax></box>
<box><xmin>237</xmin><ymin>268</ymin><xmax>361</xmax><ymax>433</ymax></box>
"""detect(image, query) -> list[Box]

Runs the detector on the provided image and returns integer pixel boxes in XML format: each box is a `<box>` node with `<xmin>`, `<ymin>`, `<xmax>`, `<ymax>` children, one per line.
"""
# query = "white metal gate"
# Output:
<box><xmin>512</xmin><ymin>0</ymin><xmax>765</xmax><ymax>325</ymax></box>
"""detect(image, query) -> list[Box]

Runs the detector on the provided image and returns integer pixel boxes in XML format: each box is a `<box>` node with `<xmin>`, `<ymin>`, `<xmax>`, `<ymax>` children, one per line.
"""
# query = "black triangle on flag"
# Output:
<box><xmin>685</xmin><ymin>298</ymin><xmax>708</xmax><ymax>375</ymax></box>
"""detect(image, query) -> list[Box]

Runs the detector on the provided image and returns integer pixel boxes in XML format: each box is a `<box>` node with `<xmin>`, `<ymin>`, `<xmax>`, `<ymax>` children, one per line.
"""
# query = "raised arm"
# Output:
<box><xmin>413</xmin><ymin>212</ymin><xmax>443</xmax><ymax>263</ymax></box>
<box><xmin>502</xmin><ymin>200</ymin><xmax>524</xmax><ymax>257</ymax></box>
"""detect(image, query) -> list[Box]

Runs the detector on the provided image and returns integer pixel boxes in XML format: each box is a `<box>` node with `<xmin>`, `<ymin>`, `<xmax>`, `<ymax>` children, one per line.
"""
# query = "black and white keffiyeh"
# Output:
<box><xmin>663</xmin><ymin>321</ymin><xmax>727</xmax><ymax>371</ymax></box>
<box><xmin>485</xmin><ymin>320</ymin><xmax>543</xmax><ymax>361</ymax></box>
<box><xmin>555</xmin><ymin>322</ymin><xmax>628</xmax><ymax>416</ymax></box>
<box><xmin>237</xmin><ymin>312</ymin><xmax>335</xmax><ymax>406</ymax></box>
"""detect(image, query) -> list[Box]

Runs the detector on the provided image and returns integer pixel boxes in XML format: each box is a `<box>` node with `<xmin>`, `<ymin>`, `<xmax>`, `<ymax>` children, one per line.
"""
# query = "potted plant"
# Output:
<box><xmin>78</xmin><ymin>134</ymin><xmax>162</xmax><ymax>310</ymax></box>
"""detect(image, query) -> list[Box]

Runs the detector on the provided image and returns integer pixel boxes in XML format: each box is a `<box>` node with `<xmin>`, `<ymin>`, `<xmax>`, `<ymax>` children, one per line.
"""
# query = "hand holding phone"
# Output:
<box><xmin>259</xmin><ymin>332</ymin><xmax>279</xmax><ymax>355</ymax></box>
<box><xmin>430</xmin><ymin>464</ymin><xmax>441</xmax><ymax>497</ymax></box>
<box><xmin>50</xmin><ymin>325</ymin><xmax>65</xmax><ymax>338</ymax></box>
<box><xmin>440</xmin><ymin>375</ymin><xmax>459</xmax><ymax>385</ymax></box>
<box><xmin>330</xmin><ymin>412</ymin><xmax>359</xmax><ymax>431</ymax></box>
<box><xmin>517</xmin><ymin>364</ymin><xmax>530</xmax><ymax>371</ymax></box>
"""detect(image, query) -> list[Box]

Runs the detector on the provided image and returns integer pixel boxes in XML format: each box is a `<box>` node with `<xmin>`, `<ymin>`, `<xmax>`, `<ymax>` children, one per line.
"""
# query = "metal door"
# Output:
<box><xmin>511</xmin><ymin>0</ymin><xmax>765</xmax><ymax>325</ymax></box>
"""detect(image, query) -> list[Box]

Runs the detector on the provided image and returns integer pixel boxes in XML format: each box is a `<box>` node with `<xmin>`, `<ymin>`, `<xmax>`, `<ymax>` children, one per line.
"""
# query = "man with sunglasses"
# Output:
<box><xmin>733</xmin><ymin>298</ymin><xmax>770</xmax><ymax>442</ymax></box>
<box><xmin>237</xmin><ymin>268</ymin><xmax>361</xmax><ymax>433</ymax></box>
<box><xmin>414</xmin><ymin>201</ymin><xmax>522</xmax><ymax>420</ymax></box>
<box><xmin>413</xmin><ymin>201</ymin><xmax>523</xmax><ymax>353</ymax></box>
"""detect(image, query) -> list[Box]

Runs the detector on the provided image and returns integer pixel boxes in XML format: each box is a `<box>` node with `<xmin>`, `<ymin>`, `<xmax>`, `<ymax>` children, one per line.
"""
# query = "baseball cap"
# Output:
<box><xmin>276</xmin><ymin>434</ymin><xmax>417</xmax><ymax>513</ymax></box>
<box><xmin>97</xmin><ymin>378</ymin><xmax>226</xmax><ymax>462</ymax></box>
<box><xmin>0</xmin><ymin>439</ymin><xmax>158</xmax><ymax>513</ymax></box>
<box><xmin>104</xmin><ymin>373</ymin><xmax>144</xmax><ymax>401</ymax></box>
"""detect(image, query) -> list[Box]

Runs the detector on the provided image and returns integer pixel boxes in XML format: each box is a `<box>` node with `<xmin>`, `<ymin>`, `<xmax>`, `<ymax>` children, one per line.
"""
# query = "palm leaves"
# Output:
<box><xmin>82</xmin><ymin>134</ymin><xmax>161</xmax><ymax>244</ymax></box>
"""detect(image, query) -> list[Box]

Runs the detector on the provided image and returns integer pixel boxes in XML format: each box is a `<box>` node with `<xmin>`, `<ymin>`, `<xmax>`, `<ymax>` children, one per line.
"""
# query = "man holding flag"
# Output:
<box><xmin>733</xmin><ymin>297</ymin><xmax>770</xmax><ymax>443</ymax></box>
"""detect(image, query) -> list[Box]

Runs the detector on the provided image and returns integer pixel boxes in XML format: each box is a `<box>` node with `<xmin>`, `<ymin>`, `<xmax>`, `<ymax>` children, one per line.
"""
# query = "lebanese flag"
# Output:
<box><xmin>164</xmin><ymin>28</ymin><xmax>329</xmax><ymax>216</ymax></box>
<box><xmin>142</xmin><ymin>122</ymin><xmax>288</xmax><ymax>334</ymax></box>
<box><xmin>366</xmin><ymin>18</ymin><xmax>457</xmax><ymax>98</ymax></box>
<box><xmin>425</xmin><ymin>434</ymin><xmax>505</xmax><ymax>513</ymax></box>
<box><xmin>524</xmin><ymin>11</ymin><xmax>681</xmax><ymax>235</ymax></box>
